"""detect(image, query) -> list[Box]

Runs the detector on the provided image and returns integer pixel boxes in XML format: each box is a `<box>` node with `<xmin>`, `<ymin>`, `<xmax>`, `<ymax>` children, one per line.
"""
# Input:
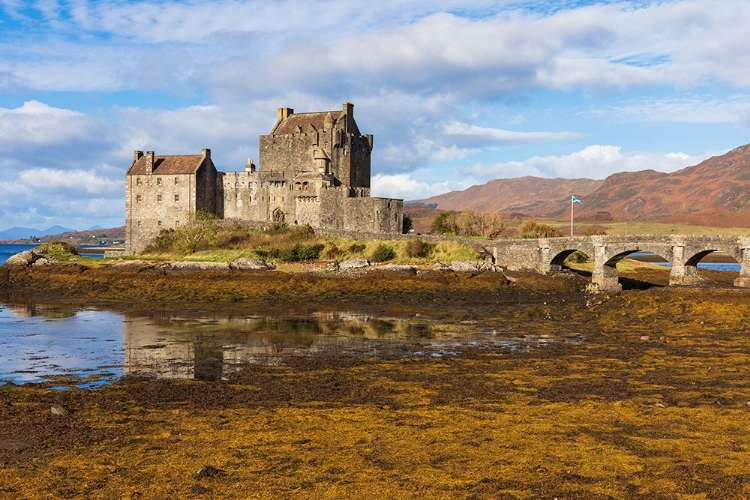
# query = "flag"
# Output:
<box><xmin>571</xmin><ymin>195</ymin><xmax>583</xmax><ymax>205</ymax></box>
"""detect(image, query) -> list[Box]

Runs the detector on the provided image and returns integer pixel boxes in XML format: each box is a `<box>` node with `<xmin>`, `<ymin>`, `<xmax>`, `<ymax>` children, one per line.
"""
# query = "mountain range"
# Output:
<box><xmin>415</xmin><ymin>144</ymin><xmax>750</xmax><ymax>227</ymax></box>
<box><xmin>0</xmin><ymin>225</ymin><xmax>75</xmax><ymax>241</ymax></box>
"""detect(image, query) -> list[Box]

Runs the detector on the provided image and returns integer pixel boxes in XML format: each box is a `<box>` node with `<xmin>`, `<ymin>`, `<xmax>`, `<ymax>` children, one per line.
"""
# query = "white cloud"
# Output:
<box><xmin>0</xmin><ymin>100</ymin><xmax>93</xmax><ymax>145</ymax></box>
<box><xmin>582</xmin><ymin>94</ymin><xmax>750</xmax><ymax>126</ymax></box>
<box><xmin>466</xmin><ymin>145</ymin><xmax>712</xmax><ymax>181</ymax></box>
<box><xmin>443</xmin><ymin>122</ymin><xmax>584</xmax><ymax>146</ymax></box>
<box><xmin>18</xmin><ymin>168</ymin><xmax>120</xmax><ymax>195</ymax></box>
<box><xmin>371</xmin><ymin>173</ymin><xmax>473</xmax><ymax>200</ymax></box>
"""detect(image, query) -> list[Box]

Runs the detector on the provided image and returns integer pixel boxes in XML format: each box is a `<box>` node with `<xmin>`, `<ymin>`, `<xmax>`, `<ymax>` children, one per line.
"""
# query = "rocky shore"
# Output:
<box><xmin>1</xmin><ymin>257</ymin><xmax>749</xmax><ymax>498</ymax></box>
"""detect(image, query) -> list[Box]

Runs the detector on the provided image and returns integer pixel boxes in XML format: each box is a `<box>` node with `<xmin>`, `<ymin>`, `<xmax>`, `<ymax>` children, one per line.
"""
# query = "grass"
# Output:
<box><xmin>561</xmin><ymin>220</ymin><xmax>750</xmax><ymax>236</ymax></box>
<box><xmin>137</xmin><ymin>221</ymin><xmax>481</xmax><ymax>265</ymax></box>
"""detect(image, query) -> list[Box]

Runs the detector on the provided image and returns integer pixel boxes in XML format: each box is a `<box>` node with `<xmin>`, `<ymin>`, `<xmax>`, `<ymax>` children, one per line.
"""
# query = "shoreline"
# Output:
<box><xmin>2</xmin><ymin>270</ymin><xmax>750</xmax><ymax>498</ymax></box>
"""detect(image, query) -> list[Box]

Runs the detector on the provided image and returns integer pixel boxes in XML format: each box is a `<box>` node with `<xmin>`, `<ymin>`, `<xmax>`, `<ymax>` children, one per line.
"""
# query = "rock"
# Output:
<box><xmin>450</xmin><ymin>261</ymin><xmax>481</xmax><ymax>272</ymax></box>
<box><xmin>195</xmin><ymin>465</ymin><xmax>227</xmax><ymax>479</ymax></box>
<box><xmin>109</xmin><ymin>260</ymin><xmax>152</xmax><ymax>271</ymax></box>
<box><xmin>160</xmin><ymin>261</ymin><xmax>231</xmax><ymax>272</ymax></box>
<box><xmin>432</xmin><ymin>262</ymin><xmax>451</xmax><ymax>272</ymax></box>
<box><xmin>339</xmin><ymin>258</ymin><xmax>370</xmax><ymax>271</ymax></box>
<box><xmin>376</xmin><ymin>264</ymin><xmax>418</xmax><ymax>274</ymax></box>
<box><xmin>50</xmin><ymin>405</ymin><xmax>68</xmax><ymax>416</ymax></box>
<box><xmin>4</xmin><ymin>250</ymin><xmax>38</xmax><ymax>266</ymax></box>
<box><xmin>230</xmin><ymin>258</ymin><xmax>275</xmax><ymax>271</ymax></box>
<box><xmin>325</xmin><ymin>261</ymin><xmax>340</xmax><ymax>272</ymax></box>
<box><xmin>640</xmin><ymin>335</ymin><xmax>650</xmax><ymax>341</ymax></box>
<box><xmin>32</xmin><ymin>257</ymin><xmax>56</xmax><ymax>267</ymax></box>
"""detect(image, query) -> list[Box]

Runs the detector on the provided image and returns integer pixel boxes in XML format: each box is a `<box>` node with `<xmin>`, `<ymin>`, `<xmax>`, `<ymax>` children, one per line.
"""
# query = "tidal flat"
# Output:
<box><xmin>1</xmin><ymin>265</ymin><xmax>749</xmax><ymax>499</ymax></box>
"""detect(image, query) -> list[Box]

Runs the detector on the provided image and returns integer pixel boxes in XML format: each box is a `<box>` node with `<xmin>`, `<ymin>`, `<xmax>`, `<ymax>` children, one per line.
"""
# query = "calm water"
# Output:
<box><xmin>0</xmin><ymin>302</ymin><xmax>586</xmax><ymax>387</ymax></box>
<box><xmin>0</xmin><ymin>244</ymin><xmax>37</xmax><ymax>265</ymax></box>
<box><xmin>0</xmin><ymin>243</ymin><xmax>103</xmax><ymax>265</ymax></box>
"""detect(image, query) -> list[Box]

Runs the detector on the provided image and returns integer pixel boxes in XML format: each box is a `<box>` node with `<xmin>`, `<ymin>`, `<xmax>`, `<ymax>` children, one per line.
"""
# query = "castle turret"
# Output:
<box><xmin>343</xmin><ymin>102</ymin><xmax>354</xmax><ymax>133</ymax></box>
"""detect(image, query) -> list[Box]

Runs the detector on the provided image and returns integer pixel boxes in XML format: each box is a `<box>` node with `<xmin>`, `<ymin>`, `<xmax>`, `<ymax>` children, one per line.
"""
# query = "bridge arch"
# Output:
<box><xmin>549</xmin><ymin>249</ymin><xmax>593</xmax><ymax>271</ymax></box>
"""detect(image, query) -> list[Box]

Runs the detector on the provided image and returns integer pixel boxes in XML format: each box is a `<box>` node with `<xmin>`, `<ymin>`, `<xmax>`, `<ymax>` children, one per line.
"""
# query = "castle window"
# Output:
<box><xmin>157</xmin><ymin>194</ymin><xmax>162</xmax><ymax>202</ymax></box>
<box><xmin>137</xmin><ymin>221</ymin><xmax>141</xmax><ymax>227</ymax></box>
<box><xmin>136</xmin><ymin>195</ymin><xmax>142</xmax><ymax>202</ymax></box>
<box><xmin>235</xmin><ymin>182</ymin><xmax>239</xmax><ymax>188</ymax></box>
<box><xmin>175</xmin><ymin>177</ymin><xmax>180</xmax><ymax>185</ymax></box>
<box><xmin>303</xmin><ymin>182</ymin><xmax>309</xmax><ymax>191</ymax></box>
<box><xmin>158</xmin><ymin>220</ymin><xmax>162</xmax><ymax>227</ymax></box>
<box><xmin>157</xmin><ymin>178</ymin><xmax>162</xmax><ymax>185</ymax></box>
<box><xmin>136</xmin><ymin>178</ymin><xmax>141</xmax><ymax>185</ymax></box>
<box><xmin>174</xmin><ymin>194</ymin><xmax>180</xmax><ymax>202</ymax></box>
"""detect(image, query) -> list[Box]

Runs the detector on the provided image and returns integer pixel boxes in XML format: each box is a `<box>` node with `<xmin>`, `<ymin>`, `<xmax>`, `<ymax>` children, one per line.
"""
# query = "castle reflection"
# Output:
<box><xmin>123</xmin><ymin>312</ymin><xmax>466</xmax><ymax>381</ymax></box>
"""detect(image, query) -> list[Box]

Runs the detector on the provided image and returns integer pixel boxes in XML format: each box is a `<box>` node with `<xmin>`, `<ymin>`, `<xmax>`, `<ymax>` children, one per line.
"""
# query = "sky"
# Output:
<box><xmin>1</xmin><ymin>0</ymin><xmax>749</xmax><ymax>231</ymax></box>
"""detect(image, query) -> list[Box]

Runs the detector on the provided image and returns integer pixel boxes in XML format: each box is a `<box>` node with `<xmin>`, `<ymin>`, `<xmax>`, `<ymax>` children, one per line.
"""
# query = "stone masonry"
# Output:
<box><xmin>487</xmin><ymin>234</ymin><xmax>750</xmax><ymax>292</ymax></box>
<box><xmin>126</xmin><ymin>103</ymin><xmax>403</xmax><ymax>253</ymax></box>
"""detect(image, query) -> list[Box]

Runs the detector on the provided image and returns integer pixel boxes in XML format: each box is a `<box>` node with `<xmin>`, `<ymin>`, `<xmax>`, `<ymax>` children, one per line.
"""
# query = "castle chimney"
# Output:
<box><xmin>277</xmin><ymin>107</ymin><xmax>294</xmax><ymax>120</ymax></box>
<box><xmin>245</xmin><ymin>158</ymin><xmax>256</xmax><ymax>173</ymax></box>
<box><xmin>134</xmin><ymin>150</ymin><xmax>143</xmax><ymax>162</ymax></box>
<box><xmin>146</xmin><ymin>151</ymin><xmax>155</xmax><ymax>172</ymax></box>
<box><xmin>202</xmin><ymin>148</ymin><xmax>211</xmax><ymax>159</ymax></box>
<box><xmin>343</xmin><ymin>102</ymin><xmax>354</xmax><ymax>133</ymax></box>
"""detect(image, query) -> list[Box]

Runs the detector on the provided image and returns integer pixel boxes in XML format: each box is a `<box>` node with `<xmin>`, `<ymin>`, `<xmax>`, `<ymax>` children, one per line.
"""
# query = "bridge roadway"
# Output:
<box><xmin>486</xmin><ymin>234</ymin><xmax>750</xmax><ymax>293</ymax></box>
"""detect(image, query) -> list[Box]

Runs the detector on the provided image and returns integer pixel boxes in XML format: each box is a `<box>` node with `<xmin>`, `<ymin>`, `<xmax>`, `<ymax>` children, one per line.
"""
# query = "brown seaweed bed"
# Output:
<box><xmin>1</xmin><ymin>264</ymin><xmax>750</xmax><ymax>499</ymax></box>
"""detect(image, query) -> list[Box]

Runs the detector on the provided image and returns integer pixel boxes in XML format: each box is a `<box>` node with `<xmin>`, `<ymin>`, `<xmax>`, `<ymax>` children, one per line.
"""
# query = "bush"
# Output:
<box><xmin>402</xmin><ymin>214</ymin><xmax>413</xmax><ymax>234</ymax></box>
<box><xmin>519</xmin><ymin>221</ymin><xmax>564</xmax><ymax>239</ymax></box>
<box><xmin>36</xmin><ymin>241</ymin><xmax>78</xmax><ymax>258</ymax></box>
<box><xmin>405</xmin><ymin>239</ymin><xmax>431</xmax><ymax>258</ymax></box>
<box><xmin>371</xmin><ymin>244</ymin><xmax>396</xmax><ymax>262</ymax></box>
<box><xmin>322</xmin><ymin>243</ymin><xmax>340</xmax><ymax>259</ymax></box>
<box><xmin>348</xmin><ymin>243</ymin><xmax>366</xmax><ymax>253</ymax></box>
<box><xmin>257</xmin><ymin>243</ymin><xmax>324</xmax><ymax>262</ymax></box>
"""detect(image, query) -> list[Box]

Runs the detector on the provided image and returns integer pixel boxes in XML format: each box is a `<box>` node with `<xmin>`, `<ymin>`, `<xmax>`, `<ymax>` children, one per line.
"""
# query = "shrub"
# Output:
<box><xmin>322</xmin><ymin>243</ymin><xmax>340</xmax><ymax>259</ymax></box>
<box><xmin>371</xmin><ymin>244</ymin><xmax>396</xmax><ymax>262</ymax></box>
<box><xmin>289</xmin><ymin>224</ymin><xmax>315</xmax><ymax>241</ymax></box>
<box><xmin>519</xmin><ymin>221</ymin><xmax>564</xmax><ymax>239</ymax></box>
<box><xmin>405</xmin><ymin>239</ymin><xmax>431</xmax><ymax>258</ymax></box>
<box><xmin>258</xmin><ymin>243</ymin><xmax>324</xmax><ymax>262</ymax></box>
<box><xmin>37</xmin><ymin>241</ymin><xmax>78</xmax><ymax>258</ymax></box>
<box><xmin>402</xmin><ymin>214</ymin><xmax>413</xmax><ymax>234</ymax></box>
<box><xmin>293</xmin><ymin>243</ymin><xmax>324</xmax><ymax>261</ymax></box>
<box><xmin>348</xmin><ymin>243</ymin><xmax>366</xmax><ymax>253</ymax></box>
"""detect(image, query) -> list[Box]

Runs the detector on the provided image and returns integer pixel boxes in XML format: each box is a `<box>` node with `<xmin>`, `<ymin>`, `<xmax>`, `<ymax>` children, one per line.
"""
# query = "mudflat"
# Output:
<box><xmin>1</xmin><ymin>265</ymin><xmax>749</xmax><ymax>499</ymax></box>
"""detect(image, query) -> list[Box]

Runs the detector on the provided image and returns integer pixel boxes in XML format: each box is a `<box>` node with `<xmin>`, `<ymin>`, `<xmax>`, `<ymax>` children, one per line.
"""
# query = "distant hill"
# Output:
<box><xmin>412</xmin><ymin>144</ymin><xmax>750</xmax><ymax>228</ymax></box>
<box><xmin>415</xmin><ymin>176</ymin><xmax>603</xmax><ymax>214</ymax></box>
<box><xmin>0</xmin><ymin>226</ymin><xmax>126</xmax><ymax>245</ymax></box>
<box><xmin>0</xmin><ymin>225</ymin><xmax>75</xmax><ymax>240</ymax></box>
<box><xmin>576</xmin><ymin>145</ymin><xmax>750</xmax><ymax>226</ymax></box>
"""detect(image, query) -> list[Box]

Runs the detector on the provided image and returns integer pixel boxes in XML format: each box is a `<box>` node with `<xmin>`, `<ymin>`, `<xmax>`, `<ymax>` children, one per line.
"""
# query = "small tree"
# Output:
<box><xmin>177</xmin><ymin>211</ymin><xmax>218</xmax><ymax>253</ymax></box>
<box><xmin>402</xmin><ymin>214</ymin><xmax>413</xmax><ymax>234</ymax></box>
<box><xmin>431</xmin><ymin>211</ymin><xmax>459</xmax><ymax>235</ymax></box>
<box><xmin>519</xmin><ymin>221</ymin><xmax>564</xmax><ymax>239</ymax></box>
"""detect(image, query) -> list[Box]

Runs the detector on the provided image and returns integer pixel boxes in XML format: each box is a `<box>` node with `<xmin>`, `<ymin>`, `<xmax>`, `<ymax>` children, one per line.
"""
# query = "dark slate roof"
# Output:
<box><xmin>273</xmin><ymin>111</ymin><xmax>343</xmax><ymax>135</ymax></box>
<box><xmin>127</xmin><ymin>154</ymin><xmax>205</xmax><ymax>175</ymax></box>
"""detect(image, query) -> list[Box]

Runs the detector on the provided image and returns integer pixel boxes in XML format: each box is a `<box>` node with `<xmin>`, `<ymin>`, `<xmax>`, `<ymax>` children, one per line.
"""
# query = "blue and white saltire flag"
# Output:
<box><xmin>571</xmin><ymin>195</ymin><xmax>583</xmax><ymax>205</ymax></box>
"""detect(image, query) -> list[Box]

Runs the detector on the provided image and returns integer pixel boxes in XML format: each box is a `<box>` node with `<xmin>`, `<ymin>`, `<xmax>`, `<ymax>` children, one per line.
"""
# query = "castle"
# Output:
<box><xmin>125</xmin><ymin>103</ymin><xmax>404</xmax><ymax>253</ymax></box>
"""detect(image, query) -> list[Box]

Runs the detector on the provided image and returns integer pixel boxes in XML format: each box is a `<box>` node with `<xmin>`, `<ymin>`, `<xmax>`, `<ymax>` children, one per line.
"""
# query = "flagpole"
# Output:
<box><xmin>570</xmin><ymin>196</ymin><xmax>574</xmax><ymax>237</ymax></box>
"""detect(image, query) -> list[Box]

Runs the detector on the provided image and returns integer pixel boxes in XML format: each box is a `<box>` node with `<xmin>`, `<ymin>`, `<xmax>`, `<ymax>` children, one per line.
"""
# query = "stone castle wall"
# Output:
<box><xmin>126</xmin><ymin>103</ymin><xmax>402</xmax><ymax>253</ymax></box>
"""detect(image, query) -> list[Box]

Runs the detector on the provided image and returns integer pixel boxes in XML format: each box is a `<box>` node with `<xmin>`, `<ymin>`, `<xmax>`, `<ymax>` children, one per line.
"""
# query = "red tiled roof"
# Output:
<box><xmin>273</xmin><ymin>111</ymin><xmax>344</xmax><ymax>135</ymax></box>
<box><xmin>127</xmin><ymin>154</ymin><xmax>205</xmax><ymax>175</ymax></box>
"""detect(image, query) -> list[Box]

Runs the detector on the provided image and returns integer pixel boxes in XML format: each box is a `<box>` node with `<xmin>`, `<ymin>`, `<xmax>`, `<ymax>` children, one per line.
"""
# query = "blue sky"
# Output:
<box><xmin>1</xmin><ymin>0</ymin><xmax>749</xmax><ymax>230</ymax></box>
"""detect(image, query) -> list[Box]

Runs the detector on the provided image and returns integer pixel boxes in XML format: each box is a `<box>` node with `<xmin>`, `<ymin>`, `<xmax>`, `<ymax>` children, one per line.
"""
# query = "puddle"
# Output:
<box><xmin>0</xmin><ymin>302</ymin><xmax>587</xmax><ymax>387</ymax></box>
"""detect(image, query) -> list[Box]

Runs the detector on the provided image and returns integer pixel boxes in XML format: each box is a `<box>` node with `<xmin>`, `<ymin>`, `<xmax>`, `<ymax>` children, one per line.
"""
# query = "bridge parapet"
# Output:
<box><xmin>487</xmin><ymin>234</ymin><xmax>750</xmax><ymax>292</ymax></box>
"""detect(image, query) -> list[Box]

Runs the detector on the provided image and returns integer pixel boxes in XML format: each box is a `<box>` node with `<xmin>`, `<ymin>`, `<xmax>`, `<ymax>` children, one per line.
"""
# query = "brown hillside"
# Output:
<box><xmin>563</xmin><ymin>145</ymin><xmax>750</xmax><ymax>226</ymax></box>
<box><xmin>414</xmin><ymin>145</ymin><xmax>750</xmax><ymax>228</ymax></box>
<box><xmin>415</xmin><ymin>176</ymin><xmax>603</xmax><ymax>213</ymax></box>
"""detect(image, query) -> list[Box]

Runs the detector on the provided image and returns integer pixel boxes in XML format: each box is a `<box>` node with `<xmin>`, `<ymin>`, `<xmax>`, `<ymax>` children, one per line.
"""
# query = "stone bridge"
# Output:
<box><xmin>487</xmin><ymin>235</ymin><xmax>750</xmax><ymax>293</ymax></box>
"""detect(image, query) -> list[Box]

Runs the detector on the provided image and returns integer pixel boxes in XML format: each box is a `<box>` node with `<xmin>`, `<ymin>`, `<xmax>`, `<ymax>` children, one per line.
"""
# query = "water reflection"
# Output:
<box><xmin>0</xmin><ymin>302</ymin><xmax>586</xmax><ymax>386</ymax></box>
<box><xmin>123</xmin><ymin>313</ymin><xmax>464</xmax><ymax>381</ymax></box>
